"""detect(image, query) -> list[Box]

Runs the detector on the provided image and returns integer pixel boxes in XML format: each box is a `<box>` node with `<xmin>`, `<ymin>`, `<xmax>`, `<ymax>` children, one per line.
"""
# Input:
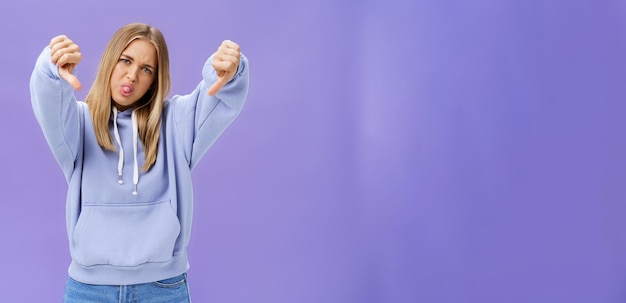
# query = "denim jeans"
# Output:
<box><xmin>63</xmin><ymin>273</ymin><xmax>191</xmax><ymax>303</ymax></box>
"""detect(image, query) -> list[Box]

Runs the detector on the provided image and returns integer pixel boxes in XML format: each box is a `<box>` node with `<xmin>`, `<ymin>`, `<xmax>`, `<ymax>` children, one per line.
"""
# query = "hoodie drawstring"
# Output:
<box><xmin>112</xmin><ymin>108</ymin><xmax>139</xmax><ymax>195</ymax></box>
<box><xmin>112</xmin><ymin>109</ymin><xmax>124</xmax><ymax>184</ymax></box>
<box><xmin>131</xmin><ymin>110</ymin><xmax>139</xmax><ymax>195</ymax></box>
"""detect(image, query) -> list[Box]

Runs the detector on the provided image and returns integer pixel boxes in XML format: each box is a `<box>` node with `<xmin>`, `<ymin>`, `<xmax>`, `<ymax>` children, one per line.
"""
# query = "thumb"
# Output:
<box><xmin>59</xmin><ymin>67</ymin><xmax>82</xmax><ymax>91</ymax></box>
<box><xmin>207</xmin><ymin>74</ymin><xmax>227</xmax><ymax>96</ymax></box>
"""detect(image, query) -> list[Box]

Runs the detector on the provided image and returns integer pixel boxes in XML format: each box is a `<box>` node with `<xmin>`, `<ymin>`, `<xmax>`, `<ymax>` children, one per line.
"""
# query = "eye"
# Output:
<box><xmin>120</xmin><ymin>58</ymin><xmax>131</xmax><ymax>64</ymax></box>
<box><xmin>142</xmin><ymin>67</ymin><xmax>153</xmax><ymax>75</ymax></box>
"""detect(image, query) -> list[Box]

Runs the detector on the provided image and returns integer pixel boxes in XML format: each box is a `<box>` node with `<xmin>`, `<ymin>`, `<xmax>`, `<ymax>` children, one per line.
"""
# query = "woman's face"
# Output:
<box><xmin>110</xmin><ymin>39</ymin><xmax>157</xmax><ymax>111</ymax></box>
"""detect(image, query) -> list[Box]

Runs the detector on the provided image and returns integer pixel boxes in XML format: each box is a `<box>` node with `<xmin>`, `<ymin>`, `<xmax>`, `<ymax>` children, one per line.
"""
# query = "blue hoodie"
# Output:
<box><xmin>30</xmin><ymin>46</ymin><xmax>249</xmax><ymax>285</ymax></box>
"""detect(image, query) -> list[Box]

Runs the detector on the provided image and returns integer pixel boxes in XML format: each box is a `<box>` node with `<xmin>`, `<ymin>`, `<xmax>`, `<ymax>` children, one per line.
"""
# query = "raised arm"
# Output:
<box><xmin>171</xmin><ymin>40</ymin><xmax>250</xmax><ymax>170</ymax></box>
<box><xmin>30</xmin><ymin>36</ymin><xmax>83</xmax><ymax>180</ymax></box>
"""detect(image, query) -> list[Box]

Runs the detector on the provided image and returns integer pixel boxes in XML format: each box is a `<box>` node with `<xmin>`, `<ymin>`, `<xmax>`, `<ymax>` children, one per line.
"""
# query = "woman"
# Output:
<box><xmin>30</xmin><ymin>23</ymin><xmax>249</xmax><ymax>302</ymax></box>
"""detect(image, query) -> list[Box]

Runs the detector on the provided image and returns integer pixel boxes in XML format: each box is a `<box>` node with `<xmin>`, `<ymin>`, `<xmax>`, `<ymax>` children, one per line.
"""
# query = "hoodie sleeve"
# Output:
<box><xmin>30</xmin><ymin>46</ymin><xmax>81</xmax><ymax>181</ymax></box>
<box><xmin>171</xmin><ymin>53</ymin><xmax>249</xmax><ymax>170</ymax></box>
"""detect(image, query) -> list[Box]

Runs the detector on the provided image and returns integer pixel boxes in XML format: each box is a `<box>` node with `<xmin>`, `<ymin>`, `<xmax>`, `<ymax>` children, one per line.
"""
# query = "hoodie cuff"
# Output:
<box><xmin>36</xmin><ymin>46</ymin><xmax>62</xmax><ymax>80</ymax></box>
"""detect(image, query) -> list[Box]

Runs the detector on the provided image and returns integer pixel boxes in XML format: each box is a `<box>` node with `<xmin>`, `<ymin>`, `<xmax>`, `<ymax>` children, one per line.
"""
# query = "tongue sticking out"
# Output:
<box><xmin>122</xmin><ymin>86</ymin><xmax>132</xmax><ymax>94</ymax></box>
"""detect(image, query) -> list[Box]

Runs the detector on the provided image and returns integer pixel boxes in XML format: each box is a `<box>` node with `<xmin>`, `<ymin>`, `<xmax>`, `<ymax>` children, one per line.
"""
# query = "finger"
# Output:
<box><xmin>216</xmin><ymin>44</ymin><xmax>240</xmax><ymax>58</ymax></box>
<box><xmin>51</xmin><ymin>42</ymin><xmax>79</xmax><ymax>58</ymax></box>
<box><xmin>221</xmin><ymin>40</ymin><xmax>240</xmax><ymax>51</ymax></box>
<box><xmin>207</xmin><ymin>76</ymin><xmax>227</xmax><ymax>96</ymax></box>
<box><xmin>59</xmin><ymin>68</ymin><xmax>82</xmax><ymax>91</ymax></box>
<box><xmin>56</xmin><ymin>52</ymin><xmax>82</xmax><ymax>68</ymax></box>
<box><xmin>212</xmin><ymin>60</ymin><xmax>238</xmax><ymax>75</ymax></box>
<box><xmin>51</xmin><ymin>44</ymin><xmax>80</xmax><ymax>64</ymax></box>
<box><xmin>213</xmin><ymin>50</ymin><xmax>240</xmax><ymax>62</ymax></box>
<box><xmin>66</xmin><ymin>74</ymin><xmax>83</xmax><ymax>91</ymax></box>
<box><xmin>50</xmin><ymin>38</ymin><xmax>73</xmax><ymax>54</ymax></box>
<box><xmin>49</xmin><ymin>35</ymin><xmax>68</xmax><ymax>48</ymax></box>
<box><xmin>50</xmin><ymin>41</ymin><xmax>75</xmax><ymax>63</ymax></box>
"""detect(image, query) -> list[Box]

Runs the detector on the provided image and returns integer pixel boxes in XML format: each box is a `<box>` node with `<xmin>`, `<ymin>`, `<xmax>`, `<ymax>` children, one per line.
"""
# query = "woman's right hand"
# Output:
<box><xmin>49</xmin><ymin>35</ymin><xmax>83</xmax><ymax>90</ymax></box>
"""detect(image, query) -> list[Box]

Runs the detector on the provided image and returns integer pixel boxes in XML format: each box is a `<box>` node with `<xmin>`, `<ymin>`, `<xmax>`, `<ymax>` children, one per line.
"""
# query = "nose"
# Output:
<box><xmin>126</xmin><ymin>65</ymin><xmax>138</xmax><ymax>82</ymax></box>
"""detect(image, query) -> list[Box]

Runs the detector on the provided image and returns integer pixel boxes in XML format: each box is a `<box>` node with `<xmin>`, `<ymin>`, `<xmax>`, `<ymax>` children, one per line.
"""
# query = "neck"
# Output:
<box><xmin>112</xmin><ymin>102</ymin><xmax>134</xmax><ymax>112</ymax></box>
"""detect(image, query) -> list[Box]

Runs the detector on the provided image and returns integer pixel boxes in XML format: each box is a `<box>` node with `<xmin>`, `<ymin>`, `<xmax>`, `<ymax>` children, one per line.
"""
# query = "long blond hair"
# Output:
<box><xmin>85</xmin><ymin>23</ymin><xmax>171</xmax><ymax>171</ymax></box>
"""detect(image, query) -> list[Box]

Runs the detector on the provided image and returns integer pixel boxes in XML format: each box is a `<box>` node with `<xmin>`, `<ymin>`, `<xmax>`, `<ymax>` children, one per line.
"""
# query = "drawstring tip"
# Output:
<box><xmin>118</xmin><ymin>175</ymin><xmax>123</xmax><ymax>184</ymax></box>
<box><xmin>133</xmin><ymin>185</ymin><xmax>138</xmax><ymax>195</ymax></box>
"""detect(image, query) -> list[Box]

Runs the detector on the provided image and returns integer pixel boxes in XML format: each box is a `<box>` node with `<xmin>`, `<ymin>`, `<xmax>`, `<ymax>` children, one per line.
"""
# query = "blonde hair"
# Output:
<box><xmin>85</xmin><ymin>23</ymin><xmax>171</xmax><ymax>171</ymax></box>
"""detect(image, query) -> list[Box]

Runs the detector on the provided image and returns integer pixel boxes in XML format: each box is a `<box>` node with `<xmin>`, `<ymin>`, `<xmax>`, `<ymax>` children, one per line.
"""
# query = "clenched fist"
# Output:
<box><xmin>49</xmin><ymin>35</ymin><xmax>83</xmax><ymax>90</ymax></box>
<box><xmin>207</xmin><ymin>40</ymin><xmax>241</xmax><ymax>96</ymax></box>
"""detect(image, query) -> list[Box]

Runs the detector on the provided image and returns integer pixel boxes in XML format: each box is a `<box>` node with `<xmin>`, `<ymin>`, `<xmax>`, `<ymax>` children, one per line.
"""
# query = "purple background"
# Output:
<box><xmin>1</xmin><ymin>0</ymin><xmax>625</xmax><ymax>302</ymax></box>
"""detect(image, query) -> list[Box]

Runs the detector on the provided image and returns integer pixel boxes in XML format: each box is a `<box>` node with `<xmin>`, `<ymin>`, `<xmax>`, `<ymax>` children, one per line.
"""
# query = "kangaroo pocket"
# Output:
<box><xmin>72</xmin><ymin>200</ymin><xmax>181</xmax><ymax>267</ymax></box>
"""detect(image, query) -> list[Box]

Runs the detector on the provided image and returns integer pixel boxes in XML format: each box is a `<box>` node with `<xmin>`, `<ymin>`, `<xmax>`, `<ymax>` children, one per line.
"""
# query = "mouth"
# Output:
<box><xmin>120</xmin><ymin>84</ymin><xmax>134</xmax><ymax>97</ymax></box>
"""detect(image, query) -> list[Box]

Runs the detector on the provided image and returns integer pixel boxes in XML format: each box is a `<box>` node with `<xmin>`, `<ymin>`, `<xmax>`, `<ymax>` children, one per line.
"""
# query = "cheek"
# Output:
<box><xmin>141</xmin><ymin>76</ymin><xmax>155</xmax><ymax>92</ymax></box>
<box><xmin>110</xmin><ymin>66</ymin><xmax>122</xmax><ymax>84</ymax></box>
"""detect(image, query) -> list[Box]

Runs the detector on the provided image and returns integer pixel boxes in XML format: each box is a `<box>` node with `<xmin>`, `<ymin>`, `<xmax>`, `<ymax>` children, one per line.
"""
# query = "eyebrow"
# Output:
<box><xmin>121</xmin><ymin>54</ymin><xmax>156</xmax><ymax>70</ymax></box>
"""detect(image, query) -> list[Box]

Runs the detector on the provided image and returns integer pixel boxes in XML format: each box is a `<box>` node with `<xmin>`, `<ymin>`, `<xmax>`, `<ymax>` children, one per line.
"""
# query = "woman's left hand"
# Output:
<box><xmin>207</xmin><ymin>40</ymin><xmax>241</xmax><ymax>96</ymax></box>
